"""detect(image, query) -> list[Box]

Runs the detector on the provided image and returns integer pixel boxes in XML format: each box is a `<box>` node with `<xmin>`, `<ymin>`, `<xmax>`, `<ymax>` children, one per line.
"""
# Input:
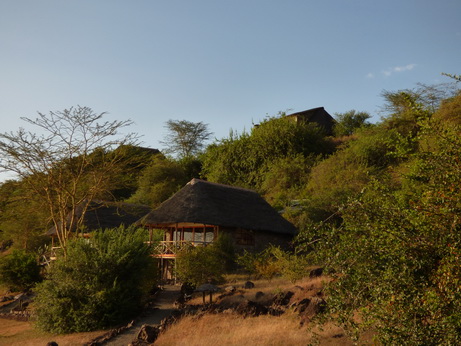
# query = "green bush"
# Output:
<box><xmin>237</xmin><ymin>246</ymin><xmax>310</xmax><ymax>282</ymax></box>
<box><xmin>34</xmin><ymin>226</ymin><xmax>157</xmax><ymax>333</ymax></box>
<box><xmin>0</xmin><ymin>249</ymin><xmax>41</xmax><ymax>291</ymax></box>
<box><xmin>176</xmin><ymin>234</ymin><xmax>235</xmax><ymax>286</ymax></box>
<box><xmin>309</xmin><ymin>119</ymin><xmax>461</xmax><ymax>344</ymax></box>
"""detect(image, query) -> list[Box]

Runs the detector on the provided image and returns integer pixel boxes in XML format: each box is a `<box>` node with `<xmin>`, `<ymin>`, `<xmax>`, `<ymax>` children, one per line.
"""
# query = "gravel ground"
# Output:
<box><xmin>104</xmin><ymin>285</ymin><xmax>180</xmax><ymax>346</ymax></box>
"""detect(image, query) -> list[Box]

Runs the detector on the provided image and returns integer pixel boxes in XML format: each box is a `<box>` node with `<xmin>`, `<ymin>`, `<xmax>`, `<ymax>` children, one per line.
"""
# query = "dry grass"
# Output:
<box><xmin>157</xmin><ymin>275</ymin><xmax>355</xmax><ymax>346</ymax></box>
<box><xmin>187</xmin><ymin>275</ymin><xmax>329</xmax><ymax>306</ymax></box>
<box><xmin>155</xmin><ymin>311</ymin><xmax>352</xmax><ymax>346</ymax></box>
<box><xmin>0</xmin><ymin>318</ymin><xmax>106</xmax><ymax>346</ymax></box>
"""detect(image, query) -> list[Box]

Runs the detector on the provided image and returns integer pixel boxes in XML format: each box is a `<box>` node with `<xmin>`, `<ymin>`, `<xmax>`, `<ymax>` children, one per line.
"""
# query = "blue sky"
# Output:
<box><xmin>1</xmin><ymin>0</ymin><xmax>460</xmax><ymax>160</ymax></box>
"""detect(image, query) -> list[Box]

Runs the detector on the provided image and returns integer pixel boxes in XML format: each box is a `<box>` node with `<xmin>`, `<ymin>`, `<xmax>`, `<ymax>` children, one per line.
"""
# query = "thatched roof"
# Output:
<box><xmin>286</xmin><ymin>107</ymin><xmax>336</xmax><ymax>135</ymax></box>
<box><xmin>139</xmin><ymin>179</ymin><xmax>297</xmax><ymax>236</ymax></box>
<box><xmin>47</xmin><ymin>200</ymin><xmax>152</xmax><ymax>236</ymax></box>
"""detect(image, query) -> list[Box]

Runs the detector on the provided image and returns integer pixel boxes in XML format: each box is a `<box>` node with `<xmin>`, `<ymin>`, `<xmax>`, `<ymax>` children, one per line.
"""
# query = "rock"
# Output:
<box><xmin>14</xmin><ymin>293</ymin><xmax>24</xmax><ymax>300</ymax></box>
<box><xmin>255</xmin><ymin>291</ymin><xmax>265</xmax><ymax>300</ymax></box>
<box><xmin>135</xmin><ymin>324</ymin><xmax>160</xmax><ymax>344</ymax></box>
<box><xmin>242</xmin><ymin>281</ymin><xmax>255</xmax><ymax>289</ymax></box>
<box><xmin>309</xmin><ymin>267</ymin><xmax>324</xmax><ymax>278</ymax></box>
<box><xmin>299</xmin><ymin>297</ymin><xmax>327</xmax><ymax>326</ymax></box>
<box><xmin>235</xmin><ymin>300</ymin><xmax>268</xmax><ymax>317</ymax></box>
<box><xmin>173</xmin><ymin>295</ymin><xmax>185</xmax><ymax>308</ymax></box>
<box><xmin>294</xmin><ymin>298</ymin><xmax>311</xmax><ymax>313</ymax></box>
<box><xmin>225</xmin><ymin>285</ymin><xmax>236</xmax><ymax>293</ymax></box>
<box><xmin>181</xmin><ymin>282</ymin><xmax>195</xmax><ymax>296</ymax></box>
<box><xmin>272</xmin><ymin>291</ymin><xmax>294</xmax><ymax>306</ymax></box>
<box><xmin>0</xmin><ymin>295</ymin><xmax>14</xmax><ymax>303</ymax></box>
<box><xmin>46</xmin><ymin>342</ymin><xmax>58</xmax><ymax>346</ymax></box>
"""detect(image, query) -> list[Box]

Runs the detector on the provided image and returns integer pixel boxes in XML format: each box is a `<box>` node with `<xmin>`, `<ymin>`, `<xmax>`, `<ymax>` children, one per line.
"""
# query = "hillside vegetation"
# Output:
<box><xmin>0</xmin><ymin>77</ymin><xmax>460</xmax><ymax>343</ymax></box>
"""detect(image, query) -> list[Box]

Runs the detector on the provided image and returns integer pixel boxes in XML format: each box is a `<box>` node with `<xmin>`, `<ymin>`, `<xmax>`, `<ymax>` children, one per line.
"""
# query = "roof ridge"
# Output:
<box><xmin>188</xmin><ymin>178</ymin><xmax>257</xmax><ymax>193</ymax></box>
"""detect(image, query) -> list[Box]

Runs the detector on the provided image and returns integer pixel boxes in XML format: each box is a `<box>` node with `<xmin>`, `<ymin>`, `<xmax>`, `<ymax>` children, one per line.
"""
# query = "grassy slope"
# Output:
<box><xmin>0</xmin><ymin>319</ymin><xmax>104</xmax><ymax>346</ymax></box>
<box><xmin>156</xmin><ymin>276</ymin><xmax>362</xmax><ymax>346</ymax></box>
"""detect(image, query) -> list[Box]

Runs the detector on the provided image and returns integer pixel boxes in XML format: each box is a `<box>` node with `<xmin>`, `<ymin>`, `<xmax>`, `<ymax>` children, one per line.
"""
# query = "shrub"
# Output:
<box><xmin>34</xmin><ymin>226</ymin><xmax>157</xmax><ymax>333</ymax></box>
<box><xmin>0</xmin><ymin>249</ymin><xmax>41</xmax><ymax>291</ymax></box>
<box><xmin>175</xmin><ymin>234</ymin><xmax>235</xmax><ymax>286</ymax></box>
<box><xmin>310</xmin><ymin>120</ymin><xmax>461</xmax><ymax>344</ymax></box>
<box><xmin>237</xmin><ymin>245</ymin><xmax>309</xmax><ymax>282</ymax></box>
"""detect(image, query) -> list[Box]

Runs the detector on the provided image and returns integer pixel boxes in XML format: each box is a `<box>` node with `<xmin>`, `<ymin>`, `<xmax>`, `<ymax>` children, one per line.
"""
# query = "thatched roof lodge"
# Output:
<box><xmin>47</xmin><ymin>200</ymin><xmax>152</xmax><ymax>237</ymax></box>
<box><xmin>285</xmin><ymin>107</ymin><xmax>336</xmax><ymax>135</ymax></box>
<box><xmin>139</xmin><ymin>178</ymin><xmax>297</xmax><ymax>255</ymax></box>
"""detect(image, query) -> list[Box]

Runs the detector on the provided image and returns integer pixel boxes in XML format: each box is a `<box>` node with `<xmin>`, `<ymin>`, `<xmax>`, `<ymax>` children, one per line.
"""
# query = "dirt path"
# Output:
<box><xmin>104</xmin><ymin>285</ymin><xmax>180</xmax><ymax>346</ymax></box>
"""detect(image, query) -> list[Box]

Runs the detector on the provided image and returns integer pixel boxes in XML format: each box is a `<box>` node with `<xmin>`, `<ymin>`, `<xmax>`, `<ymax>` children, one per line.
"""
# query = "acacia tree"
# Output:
<box><xmin>333</xmin><ymin>110</ymin><xmax>371</xmax><ymax>137</ymax></box>
<box><xmin>160</xmin><ymin>119</ymin><xmax>212</xmax><ymax>159</ymax></box>
<box><xmin>0</xmin><ymin>106</ymin><xmax>138</xmax><ymax>254</ymax></box>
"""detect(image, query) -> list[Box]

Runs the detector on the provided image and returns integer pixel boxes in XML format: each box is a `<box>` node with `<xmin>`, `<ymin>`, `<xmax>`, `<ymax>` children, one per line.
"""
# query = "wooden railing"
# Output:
<box><xmin>150</xmin><ymin>240</ymin><xmax>210</xmax><ymax>257</ymax></box>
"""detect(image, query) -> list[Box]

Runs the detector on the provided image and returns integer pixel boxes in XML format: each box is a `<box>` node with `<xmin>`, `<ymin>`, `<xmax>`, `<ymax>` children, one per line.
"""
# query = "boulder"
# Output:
<box><xmin>294</xmin><ymin>298</ymin><xmax>311</xmax><ymax>313</ymax></box>
<box><xmin>255</xmin><ymin>291</ymin><xmax>265</xmax><ymax>300</ymax></box>
<box><xmin>135</xmin><ymin>324</ymin><xmax>160</xmax><ymax>344</ymax></box>
<box><xmin>181</xmin><ymin>282</ymin><xmax>196</xmax><ymax>296</ymax></box>
<box><xmin>242</xmin><ymin>281</ymin><xmax>255</xmax><ymax>289</ymax></box>
<box><xmin>272</xmin><ymin>291</ymin><xmax>294</xmax><ymax>306</ymax></box>
<box><xmin>224</xmin><ymin>285</ymin><xmax>236</xmax><ymax>293</ymax></box>
<box><xmin>235</xmin><ymin>300</ymin><xmax>268</xmax><ymax>317</ymax></box>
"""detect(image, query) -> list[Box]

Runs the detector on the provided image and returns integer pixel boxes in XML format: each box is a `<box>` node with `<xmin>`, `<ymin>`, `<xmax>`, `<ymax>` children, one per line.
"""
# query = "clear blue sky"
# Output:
<box><xmin>1</xmin><ymin>0</ymin><xmax>460</xmax><ymax>156</ymax></box>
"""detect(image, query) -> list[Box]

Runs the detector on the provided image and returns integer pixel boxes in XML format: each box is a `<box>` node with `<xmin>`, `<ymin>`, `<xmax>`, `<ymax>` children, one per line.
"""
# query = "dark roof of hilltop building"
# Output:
<box><xmin>286</xmin><ymin>107</ymin><xmax>336</xmax><ymax>135</ymax></box>
<box><xmin>139</xmin><ymin>179</ymin><xmax>297</xmax><ymax>236</ymax></box>
<box><xmin>47</xmin><ymin>200</ymin><xmax>152</xmax><ymax>236</ymax></box>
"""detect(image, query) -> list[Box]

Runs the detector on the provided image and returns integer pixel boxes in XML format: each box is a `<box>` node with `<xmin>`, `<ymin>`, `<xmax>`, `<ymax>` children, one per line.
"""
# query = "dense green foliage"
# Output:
<box><xmin>0</xmin><ymin>181</ymin><xmax>49</xmax><ymax>250</ymax></box>
<box><xmin>201</xmin><ymin>115</ymin><xmax>334</xmax><ymax>193</ymax></box>
<box><xmin>0</xmin><ymin>79</ymin><xmax>460</xmax><ymax>342</ymax></box>
<box><xmin>333</xmin><ymin>110</ymin><xmax>371</xmax><ymax>137</ymax></box>
<box><xmin>34</xmin><ymin>226</ymin><xmax>157</xmax><ymax>333</ymax></box>
<box><xmin>302</xmin><ymin>93</ymin><xmax>461</xmax><ymax>344</ymax></box>
<box><xmin>127</xmin><ymin>154</ymin><xmax>188</xmax><ymax>207</ymax></box>
<box><xmin>175</xmin><ymin>234</ymin><xmax>235</xmax><ymax>286</ymax></box>
<box><xmin>237</xmin><ymin>245</ymin><xmax>309</xmax><ymax>283</ymax></box>
<box><xmin>0</xmin><ymin>249</ymin><xmax>41</xmax><ymax>291</ymax></box>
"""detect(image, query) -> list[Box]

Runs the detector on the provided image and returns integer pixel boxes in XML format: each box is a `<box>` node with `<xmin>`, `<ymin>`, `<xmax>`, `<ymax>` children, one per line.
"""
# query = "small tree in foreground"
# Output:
<box><xmin>175</xmin><ymin>235</ymin><xmax>234</xmax><ymax>286</ymax></box>
<box><xmin>34</xmin><ymin>226</ymin><xmax>156</xmax><ymax>333</ymax></box>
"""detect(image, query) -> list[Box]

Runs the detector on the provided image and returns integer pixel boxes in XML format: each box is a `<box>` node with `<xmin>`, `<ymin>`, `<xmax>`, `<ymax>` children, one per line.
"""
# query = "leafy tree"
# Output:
<box><xmin>432</xmin><ymin>92</ymin><xmax>461</xmax><ymax>126</ymax></box>
<box><xmin>236</xmin><ymin>245</ymin><xmax>309</xmax><ymax>282</ymax></box>
<box><xmin>442</xmin><ymin>72</ymin><xmax>461</xmax><ymax>82</ymax></box>
<box><xmin>127</xmin><ymin>154</ymin><xmax>187</xmax><ymax>207</ymax></box>
<box><xmin>175</xmin><ymin>235</ymin><xmax>234</xmax><ymax>286</ymax></box>
<box><xmin>160</xmin><ymin>119</ymin><xmax>213</xmax><ymax>159</ymax></box>
<box><xmin>0</xmin><ymin>180</ymin><xmax>49</xmax><ymax>250</ymax></box>
<box><xmin>107</xmin><ymin>145</ymin><xmax>161</xmax><ymax>200</ymax></box>
<box><xmin>260</xmin><ymin>154</ymin><xmax>316</xmax><ymax>209</ymax></box>
<box><xmin>309</xmin><ymin>118</ymin><xmax>461</xmax><ymax>344</ymax></box>
<box><xmin>0</xmin><ymin>249</ymin><xmax>41</xmax><ymax>291</ymax></box>
<box><xmin>34</xmin><ymin>226</ymin><xmax>156</xmax><ymax>333</ymax></box>
<box><xmin>333</xmin><ymin>110</ymin><xmax>371</xmax><ymax>137</ymax></box>
<box><xmin>0</xmin><ymin>106</ymin><xmax>138</xmax><ymax>254</ymax></box>
<box><xmin>202</xmin><ymin>115</ymin><xmax>334</xmax><ymax>191</ymax></box>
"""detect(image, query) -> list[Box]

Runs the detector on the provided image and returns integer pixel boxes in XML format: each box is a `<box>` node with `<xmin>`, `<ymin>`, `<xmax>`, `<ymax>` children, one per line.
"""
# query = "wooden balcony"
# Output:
<box><xmin>151</xmin><ymin>240</ymin><xmax>211</xmax><ymax>258</ymax></box>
